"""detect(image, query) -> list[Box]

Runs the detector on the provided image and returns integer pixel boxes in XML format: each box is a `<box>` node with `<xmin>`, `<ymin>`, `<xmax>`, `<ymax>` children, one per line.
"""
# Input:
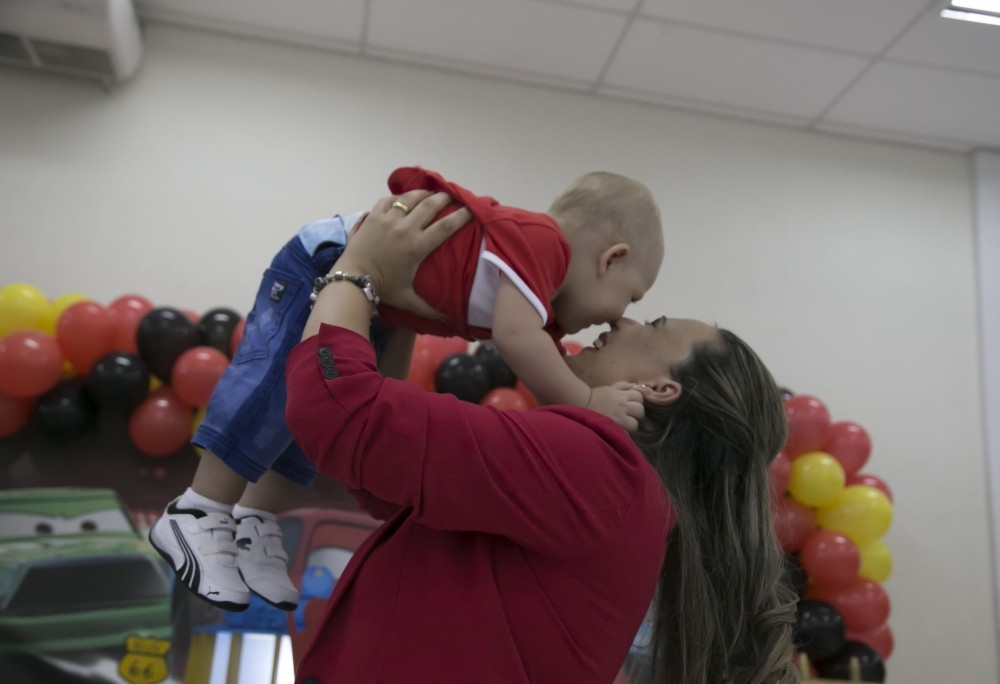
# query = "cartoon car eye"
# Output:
<box><xmin>36</xmin><ymin>523</ymin><xmax>53</xmax><ymax>535</ymax></box>
<box><xmin>81</xmin><ymin>520</ymin><xmax>97</xmax><ymax>531</ymax></box>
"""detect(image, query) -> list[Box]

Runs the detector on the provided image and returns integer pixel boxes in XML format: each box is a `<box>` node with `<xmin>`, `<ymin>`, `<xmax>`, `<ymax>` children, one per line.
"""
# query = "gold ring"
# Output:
<box><xmin>391</xmin><ymin>200</ymin><xmax>410</xmax><ymax>214</ymax></box>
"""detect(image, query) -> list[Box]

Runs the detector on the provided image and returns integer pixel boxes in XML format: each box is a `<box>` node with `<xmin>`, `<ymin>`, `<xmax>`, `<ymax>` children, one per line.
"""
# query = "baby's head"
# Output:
<box><xmin>549</xmin><ymin>172</ymin><xmax>663</xmax><ymax>335</ymax></box>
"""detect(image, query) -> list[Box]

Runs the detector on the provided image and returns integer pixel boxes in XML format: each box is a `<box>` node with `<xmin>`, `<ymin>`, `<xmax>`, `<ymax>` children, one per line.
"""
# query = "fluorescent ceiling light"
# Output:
<box><xmin>951</xmin><ymin>0</ymin><xmax>1000</xmax><ymax>12</ymax></box>
<box><xmin>941</xmin><ymin>8</ymin><xmax>1000</xmax><ymax>25</ymax></box>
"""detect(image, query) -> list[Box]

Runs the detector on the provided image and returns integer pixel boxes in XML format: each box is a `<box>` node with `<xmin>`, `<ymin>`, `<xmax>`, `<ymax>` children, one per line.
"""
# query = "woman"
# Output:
<box><xmin>284</xmin><ymin>190</ymin><xmax>798</xmax><ymax>683</ymax></box>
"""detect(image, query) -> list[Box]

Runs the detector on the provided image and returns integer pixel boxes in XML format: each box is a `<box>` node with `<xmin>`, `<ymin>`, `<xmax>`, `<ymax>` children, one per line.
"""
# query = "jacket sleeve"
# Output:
<box><xmin>285</xmin><ymin>324</ymin><xmax>653</xmax><ymax>559</ymax></box>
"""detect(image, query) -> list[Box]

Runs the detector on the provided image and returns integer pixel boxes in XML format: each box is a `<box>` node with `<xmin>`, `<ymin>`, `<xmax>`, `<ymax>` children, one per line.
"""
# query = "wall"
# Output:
<box><xmin>0</xmin><ymin>23</ymin><xmax>994</xmax><ymax>682</ymax></box>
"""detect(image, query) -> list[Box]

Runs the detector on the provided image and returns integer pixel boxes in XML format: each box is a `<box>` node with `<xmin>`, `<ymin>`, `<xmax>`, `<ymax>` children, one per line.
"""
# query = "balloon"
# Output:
<box><xmin>768</xmin><ymin>450</ymin><xmax>791</xmax><ymax>500</ymax></box>
<box><xmin>773</xmin><ymin>496</ymin><xmax>817</xmax><ymax>553</ymax></box>
<box><xmin>192</xmin><ymin>406</ymin><xmax>208</xmax><ymax>458</ymax></box>
<box><xmin>847</xmin><ymin>472</ymin><xmax>894</xmax><ymax>503</ymax></box>
<box><xmin>230</xmin><ymin>318</ymin><xmax>246</xmax><ymax>357</ymax></box>
<box><xmin>0</xmin><ymin>330</ymin><xmax>65</xmax><ymax>398</ymax></box>
<box><xmin>171</xmin><ymin>346</ymin><xmax>230</xmax><ymax>408</ymax></box>
<box><xmin>434</xmin><ymin>353</ymin><xmax>490</xmax><ymax>403</ymax></box>
<box><xmin>108</xmin><ymin>294</ymin><xmax>154</xmax><ymax>354</ymax></box>
<box><xmin>35</xmin><ymin>379</ymin><xmax>98</xmax><ymax>441</ymax></box>
<box><xmin>800</xmin><ymin>530</ymin><xmax>860</xmax><ymax>590</ymax></box>
<box><xmin>848</xmin><ymin>623</ymin><xmax>894</xmax><ymax>660</ymax></box>
<box><xmin>128</xmin><ymin>387</ymin><xmax>194</xmax><ymax>456</ymax></box>
<box><xmin>515</xmin><ymin>380</ymin><xmax>539</xmax><ymax>409</ymax></box>
<box><xmin>563</xmin><ymin>341</ymin><xmax>583</xmax><ymax>356</ymax></box>
<box><xmin>480</xmin><ymin>387</ymin><xmax>530</xmax><ymax>411</ymax></box>
<box><xmin>781</xmin><ymin>553</ymin><xmax>809</xmax><ymax>599</ymax></box>
<box><xmin>0</xmin><ymin>282</ymin><xmax>48</xmax><ymax>334</ymax></box>
<box><xmin>789</xmin><ymin>451</ymin><xmax>845</xmax><ymax>507</ymax></box>
<box><xmin>474</xmin><ymin>345</ymin><xmax>517</xmax><ymax>389</ymax></box>
<box><xmin>136</xmin><ymin>307</ymin><xmax>200</xmax><ymax>382</ymax></box>
<box><xmin>40</xmin><ymin>292</ymin><xmax>89</xmax><ymax>335</ymax></box>
<box><xmin>816</xmin><ymin>485</ymin><xmax>892</xmax><ymax>547</ymax></box>
<box><xmin>416</xmin><ymin>335</ymin><xmax>469</xmax><ymax>368</ymax></box>
<box><xmin>809</xmin><ymin>578</ymin><xmax>890</xmax><ymax>633</ymax></box>
<box><xmin>87</xmin><ymin>352</ymin><xmax>150</xmax><ymax>412</ymax></box>
<box><xmin>407</xmin><ymin>343</ymin><xmax>437</xmax><ymax>392</ymax></box>
<box><xmin>822</xmin><ymin>421</ymin><xmax>871</xmax><ymax>477</ymax></box>
<box><xmin>0</xmin><ymin>393</ymin><xmax>34</xmax><ymax>437</ymax></box>
<box><xmin>183</xmin><ymin>309</ymin><xmax>200</xmax><ymax>325</ymax></box>
<box><xmin>858</xmin><ymin>540</ymin><xmax>893</xmax><ymax>584</ymax></box>
<box><xmin>55</xmin><ymin>300</ymin><xmax>116</xmax><ymax>374</ymax></box>
<box><xmin>793</xmin><ymin>598</ymin><xmax>846</xmax><ymax>661</ymax></box>
<box><xmin>815</xmin><ymin>641</ymin><xmax>886</xmax><ymax>682</ymax></box>
<box><xmin>197</xmin><ymin>308</ymin><xmax>242</xmax><ymax>357</ymax></box>
<box><xmin>783</xmin><ymin>395</ymin><xmax>831</xmax><ymax>458</ymax></box>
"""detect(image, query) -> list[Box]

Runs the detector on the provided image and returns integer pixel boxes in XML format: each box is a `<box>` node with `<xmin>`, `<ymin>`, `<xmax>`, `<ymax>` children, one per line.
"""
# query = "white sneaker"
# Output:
<box><xmin>235</xmin><ymin>515</ymin><xmax>299</xmax><ymax>611</ymax></box>
<box><xmin>148</xmin><ymin>499</ymin><xmax>249</xmax><ymax>611</ymax></box>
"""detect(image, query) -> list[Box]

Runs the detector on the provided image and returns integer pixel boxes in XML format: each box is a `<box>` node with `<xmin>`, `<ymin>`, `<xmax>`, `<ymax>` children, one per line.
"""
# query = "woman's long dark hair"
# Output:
<box><xmin>630</xmin><ymin>328</ymin><xmax>798</xmax><ymax>684</ymax></box>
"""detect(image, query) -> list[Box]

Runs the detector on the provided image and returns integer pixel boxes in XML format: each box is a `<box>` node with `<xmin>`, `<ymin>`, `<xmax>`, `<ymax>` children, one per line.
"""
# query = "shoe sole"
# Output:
<box><xmin>148</xmin><ymin>525</ymin><xmax>249</xmax><ymax>613</ymax></box>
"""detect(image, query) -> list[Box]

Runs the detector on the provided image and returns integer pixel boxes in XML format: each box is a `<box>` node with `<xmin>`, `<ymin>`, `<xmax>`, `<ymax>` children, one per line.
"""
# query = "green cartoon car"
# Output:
<box><xmin>0</xmin><ymin>487</ymin><xmax>174</xmax><ymax>683</ymax></box>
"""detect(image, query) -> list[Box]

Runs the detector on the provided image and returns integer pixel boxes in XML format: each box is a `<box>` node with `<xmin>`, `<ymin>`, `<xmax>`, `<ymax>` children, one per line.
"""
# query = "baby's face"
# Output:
<box><xmin>553</xmin><ymin>255</ymin><xmax>660</xmax><ymax>335</ymax></box>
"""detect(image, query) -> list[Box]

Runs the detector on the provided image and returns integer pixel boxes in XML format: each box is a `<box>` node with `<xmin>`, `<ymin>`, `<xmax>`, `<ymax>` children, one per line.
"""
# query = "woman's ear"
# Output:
<box><xmin>597</xmin><ymin>242</ymin><xmax>631</xmax><ymax>276</ymax></box>
<box><xmin>642</xmin><ymin>378</ymin><xmax>682</xmax><ymax>404</ymax></box>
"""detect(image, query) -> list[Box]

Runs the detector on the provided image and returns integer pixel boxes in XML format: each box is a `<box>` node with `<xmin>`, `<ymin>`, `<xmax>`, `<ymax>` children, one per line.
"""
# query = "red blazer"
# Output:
<box><xmin>285</xmin><ymin>325</ymin><xmax>673</xmax><ymax>684</ymax></box>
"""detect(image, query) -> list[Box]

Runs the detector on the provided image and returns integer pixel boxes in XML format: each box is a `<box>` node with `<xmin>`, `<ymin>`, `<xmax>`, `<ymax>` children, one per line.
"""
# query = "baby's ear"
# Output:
<box><xmin>598</xmin><ymin>242</ymin><xmax>631</xmax><ymax>274</ymax></box>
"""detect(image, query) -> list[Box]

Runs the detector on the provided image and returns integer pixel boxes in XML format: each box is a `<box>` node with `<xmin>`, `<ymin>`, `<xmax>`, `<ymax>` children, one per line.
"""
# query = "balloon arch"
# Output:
<box><xmin>0</xmin><ymin>282</ymin><xmax>893</xmax><ymax>681</ymax></box>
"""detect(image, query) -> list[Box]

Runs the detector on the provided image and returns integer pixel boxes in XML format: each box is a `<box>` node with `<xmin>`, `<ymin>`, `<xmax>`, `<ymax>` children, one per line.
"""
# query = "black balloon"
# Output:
<box><xmin>474</xmin><ymin>345</ymin><xmax>517</xmax><ymax>389</ymax></box>
<box><xmin>793</xmin><ymin>599</ymin><xmax>847</xmax><ymax>661</ymax></box>
<box><xmin>816</xmin><ymin>641</ymin><xmax>886</xmax><ymax>682</ymax></box>
<box><xmin>36</xmin><ymin>379</ymin><xmax>98</xmax><ymax>441</ymax></box>
<box><xmin>434</xmin><ymin>353</ymin><xmax>491</xmax><ymax>404</ymax></box>
<box><xmin>87</xmin><ymin>352</ymin><xmax>150</xmax><ymax>412</ymax></box>
<box><xmin>136</xmin><ymin>307</ymin><xmax>200</xmax><ymax>382</ymax></box>
<box><xmin>198</xmin><ymin>307</ymin><xmax>242</xmax><ymax>357</ymax></box>
<box><xmin>781</xmin><ymin>553</ymin><xmax>809</xmax><ymax>599</ymax></box>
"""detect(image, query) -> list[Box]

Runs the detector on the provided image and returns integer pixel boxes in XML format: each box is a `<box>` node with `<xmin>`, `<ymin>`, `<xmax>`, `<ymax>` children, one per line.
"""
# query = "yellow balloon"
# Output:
<box><xmin>0</xmin><ymin>282</ymin><xmax>49</xmax><ymax>334</ymax></box>
<box><xmin>789</xmin><ymin>451</ymin><xmax>845</xmax><ymax>507</ymax></box>
<box><xmin>859</xmin><ymin>540</ymin><xmax>893</xmax><ymax>583</ymax></box>
<box><xmin>192</xmin><ymin>407</ymin><xmax>208</xmax><ymax>458</ymax></box>
<box><xmin>817</xmin><ymin>485</ymin><xmax>893</xmax><ymax>547</ymax></box>
<box><xmin>149</xmin><ymin>376</ymin><xmax>162</xmax><ymax>391</ymax></box>
<box><xmin>40</xmin><ymin>292</ymin><xmax>90</xmax><ymax>335</ymax></box>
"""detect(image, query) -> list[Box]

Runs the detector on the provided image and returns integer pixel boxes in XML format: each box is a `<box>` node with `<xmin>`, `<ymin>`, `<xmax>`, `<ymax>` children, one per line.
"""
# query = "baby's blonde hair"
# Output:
<box><xmin>548</xmin><ymin>172</ymin><xmax>662</xmax><ymax>252</ymax></box>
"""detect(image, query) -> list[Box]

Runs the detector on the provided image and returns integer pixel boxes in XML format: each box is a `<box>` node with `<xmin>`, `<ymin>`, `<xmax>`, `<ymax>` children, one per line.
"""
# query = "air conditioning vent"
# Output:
<box><xmin>0</xmin><ymin>0</ymin><xmax>143</xmax><ymax>86</ymax></box>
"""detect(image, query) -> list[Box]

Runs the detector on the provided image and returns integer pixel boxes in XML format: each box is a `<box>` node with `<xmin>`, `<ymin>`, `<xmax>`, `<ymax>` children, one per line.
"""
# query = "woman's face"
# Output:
<box><xmin>565</xmin><ymin>316</ymin><xmax>719</xmax><ymax>388</ymax></box>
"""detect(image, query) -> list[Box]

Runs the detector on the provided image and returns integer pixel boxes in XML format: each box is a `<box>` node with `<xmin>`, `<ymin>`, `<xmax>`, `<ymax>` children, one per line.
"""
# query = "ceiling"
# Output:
<box><xmin>133</xmin><ymin>0</ymin><xmax>1000</xmax><ymax>153</ymax></box>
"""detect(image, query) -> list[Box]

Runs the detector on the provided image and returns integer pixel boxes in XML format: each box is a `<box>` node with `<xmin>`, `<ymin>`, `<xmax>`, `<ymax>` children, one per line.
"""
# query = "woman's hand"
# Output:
<box><xmin>337</xmin><ymin>190</ymin><xmax>472</xmax><ymax>320</ymax></box>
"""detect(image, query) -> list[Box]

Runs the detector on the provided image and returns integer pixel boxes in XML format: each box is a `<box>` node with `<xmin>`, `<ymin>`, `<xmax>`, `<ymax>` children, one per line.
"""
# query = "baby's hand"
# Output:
<box><xmin>587</xmin><ymin>382</ymin><xmax>645</xmax><ymax>432</ymax></box>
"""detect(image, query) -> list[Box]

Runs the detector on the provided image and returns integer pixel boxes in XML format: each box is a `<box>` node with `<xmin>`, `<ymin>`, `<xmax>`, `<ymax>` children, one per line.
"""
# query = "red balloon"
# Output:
<box><xmin>171</xmin><ymin>346</ymin><xmax>230</xmax><ymax>408</ymax></box>
<box><xmin>0</xmin><ymin>393</ymin><xmax>34</xmax><ymax>437</ymax></box>
<box><xmin>848</xmin><ymin>622</ymin><xmax>894</xmax><ymax>660</ymax></box>
<box><xmin>809</xmin><ymin>578</ymin><xmax>890</xmax><ymax>633</ymax></box>
<box><xmin>109</xmin><ymin>294</ymin><xmax>154</xmax><ymax>354</ymax></box>
<box><xmin>183</xmin><ymin>309</ymin><xmax>200</xmax><ymax>324</ymax></box>
<box><xmin>768</xmin><ymin>451</ymin><xmax>791</xmax><ymax>499</ymax></box>
<box><xmin>514</xmin><ymin>379</ymin><xmax>539</xmax><ymax>409</ymax></box>
<box><xmin>772</xmin><ymin>496</ymin><xmax>816</xmax><ymax>553</ymax></box>
<box><xmin>128</xmin><ymin>387</ymin><xmax>194</xmax><ymax>456</ymax></box>
<box><xmin>56</xmin><ymin>300</ymin><xmax>115</xmax><ymax>374</ymax></box>
<box><xmin>784</xmin><ymin>395</ymin><xmax>831</xmax><ymax>458</ymax></box>
<box><xmin>846</xmin><ymin>472</ymin><xmax>894</xmax><ymax>503</ymax></box>
<box><xmin>0</xmin><ymin>331</ymin><xmax>65</xmax><ymax>398</ymax></box>
<box><xmin>800</xmin><ymin>530</ymin><xmax>860</xmax><ymax>590</ymax></box>
<box><xmin>480</xmin><ymin>387</ymin><xmax>530</xmax><ymax>411</ymax></box>
<box><xmin>415</xmin><ymin>335</ymin><xmax>469</xmax><ymax>368</ymax></box>
<box><xmin>407</xmin><ymin>344</ymin><xmax>437</xmax><ymax>392</ymax></box>
<box><xmin>229</xmin><ymin>318</ymin><xmax>246</xmax><ymax>357</ymax></box>
<box><xmin>822</xmin><ymin>421</ymin><xmax>871</xmax><ymax>477</ymax></box>
<box><xmin>563</xmin><ymin>341</ymin><xmax>584</xmax><ymax>356</ymax></box>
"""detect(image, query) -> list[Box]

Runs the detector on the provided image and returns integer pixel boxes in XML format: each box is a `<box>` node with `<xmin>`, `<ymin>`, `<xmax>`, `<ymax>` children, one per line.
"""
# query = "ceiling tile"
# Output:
<box><xmin>602</xmin><ymin>19</ymin><xmax>870</xmax><ymax>119</ymax></box>
<box><xmin>821</xmin><ymin>61</ymin><xmax>1000</xmax><ymax>150</ymax></box>
<box><xmin>528</xmin><ymin>0</ymin><xmax>638</xmax><ymax>13</ymax></box>
<box><xmin>366</xmin><ymin>0</ymin><xmax>628</xmax><ymax>83</ymax></box>
<box><xmin>135</xmin><ymin>0</ymin><xmax>366</xmax><ymax>47</ymax></box>
<box><xmin>888</xmin><ymin>10</ymin><xmax>1000</xmax><ymax>77</ymax></box>
<box><xmin>638</xmin><ymin>0</ymin><xmax>934</xmax><ymax>54</ymax></box>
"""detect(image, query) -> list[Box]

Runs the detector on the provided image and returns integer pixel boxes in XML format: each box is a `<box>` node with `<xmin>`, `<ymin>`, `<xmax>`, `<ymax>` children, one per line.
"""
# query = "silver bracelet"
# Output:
<box><xmin>310</xmin><ymin>271</ymin><xmax>380</xmax><ymax>308</ymax></box>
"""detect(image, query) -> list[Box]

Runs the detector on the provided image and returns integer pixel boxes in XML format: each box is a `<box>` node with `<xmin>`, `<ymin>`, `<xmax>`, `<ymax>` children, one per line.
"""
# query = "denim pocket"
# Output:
<box><xmin>232</xmin><ymin>266</ymin><xmax>305</xmax><ymax>364</ymax></box>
